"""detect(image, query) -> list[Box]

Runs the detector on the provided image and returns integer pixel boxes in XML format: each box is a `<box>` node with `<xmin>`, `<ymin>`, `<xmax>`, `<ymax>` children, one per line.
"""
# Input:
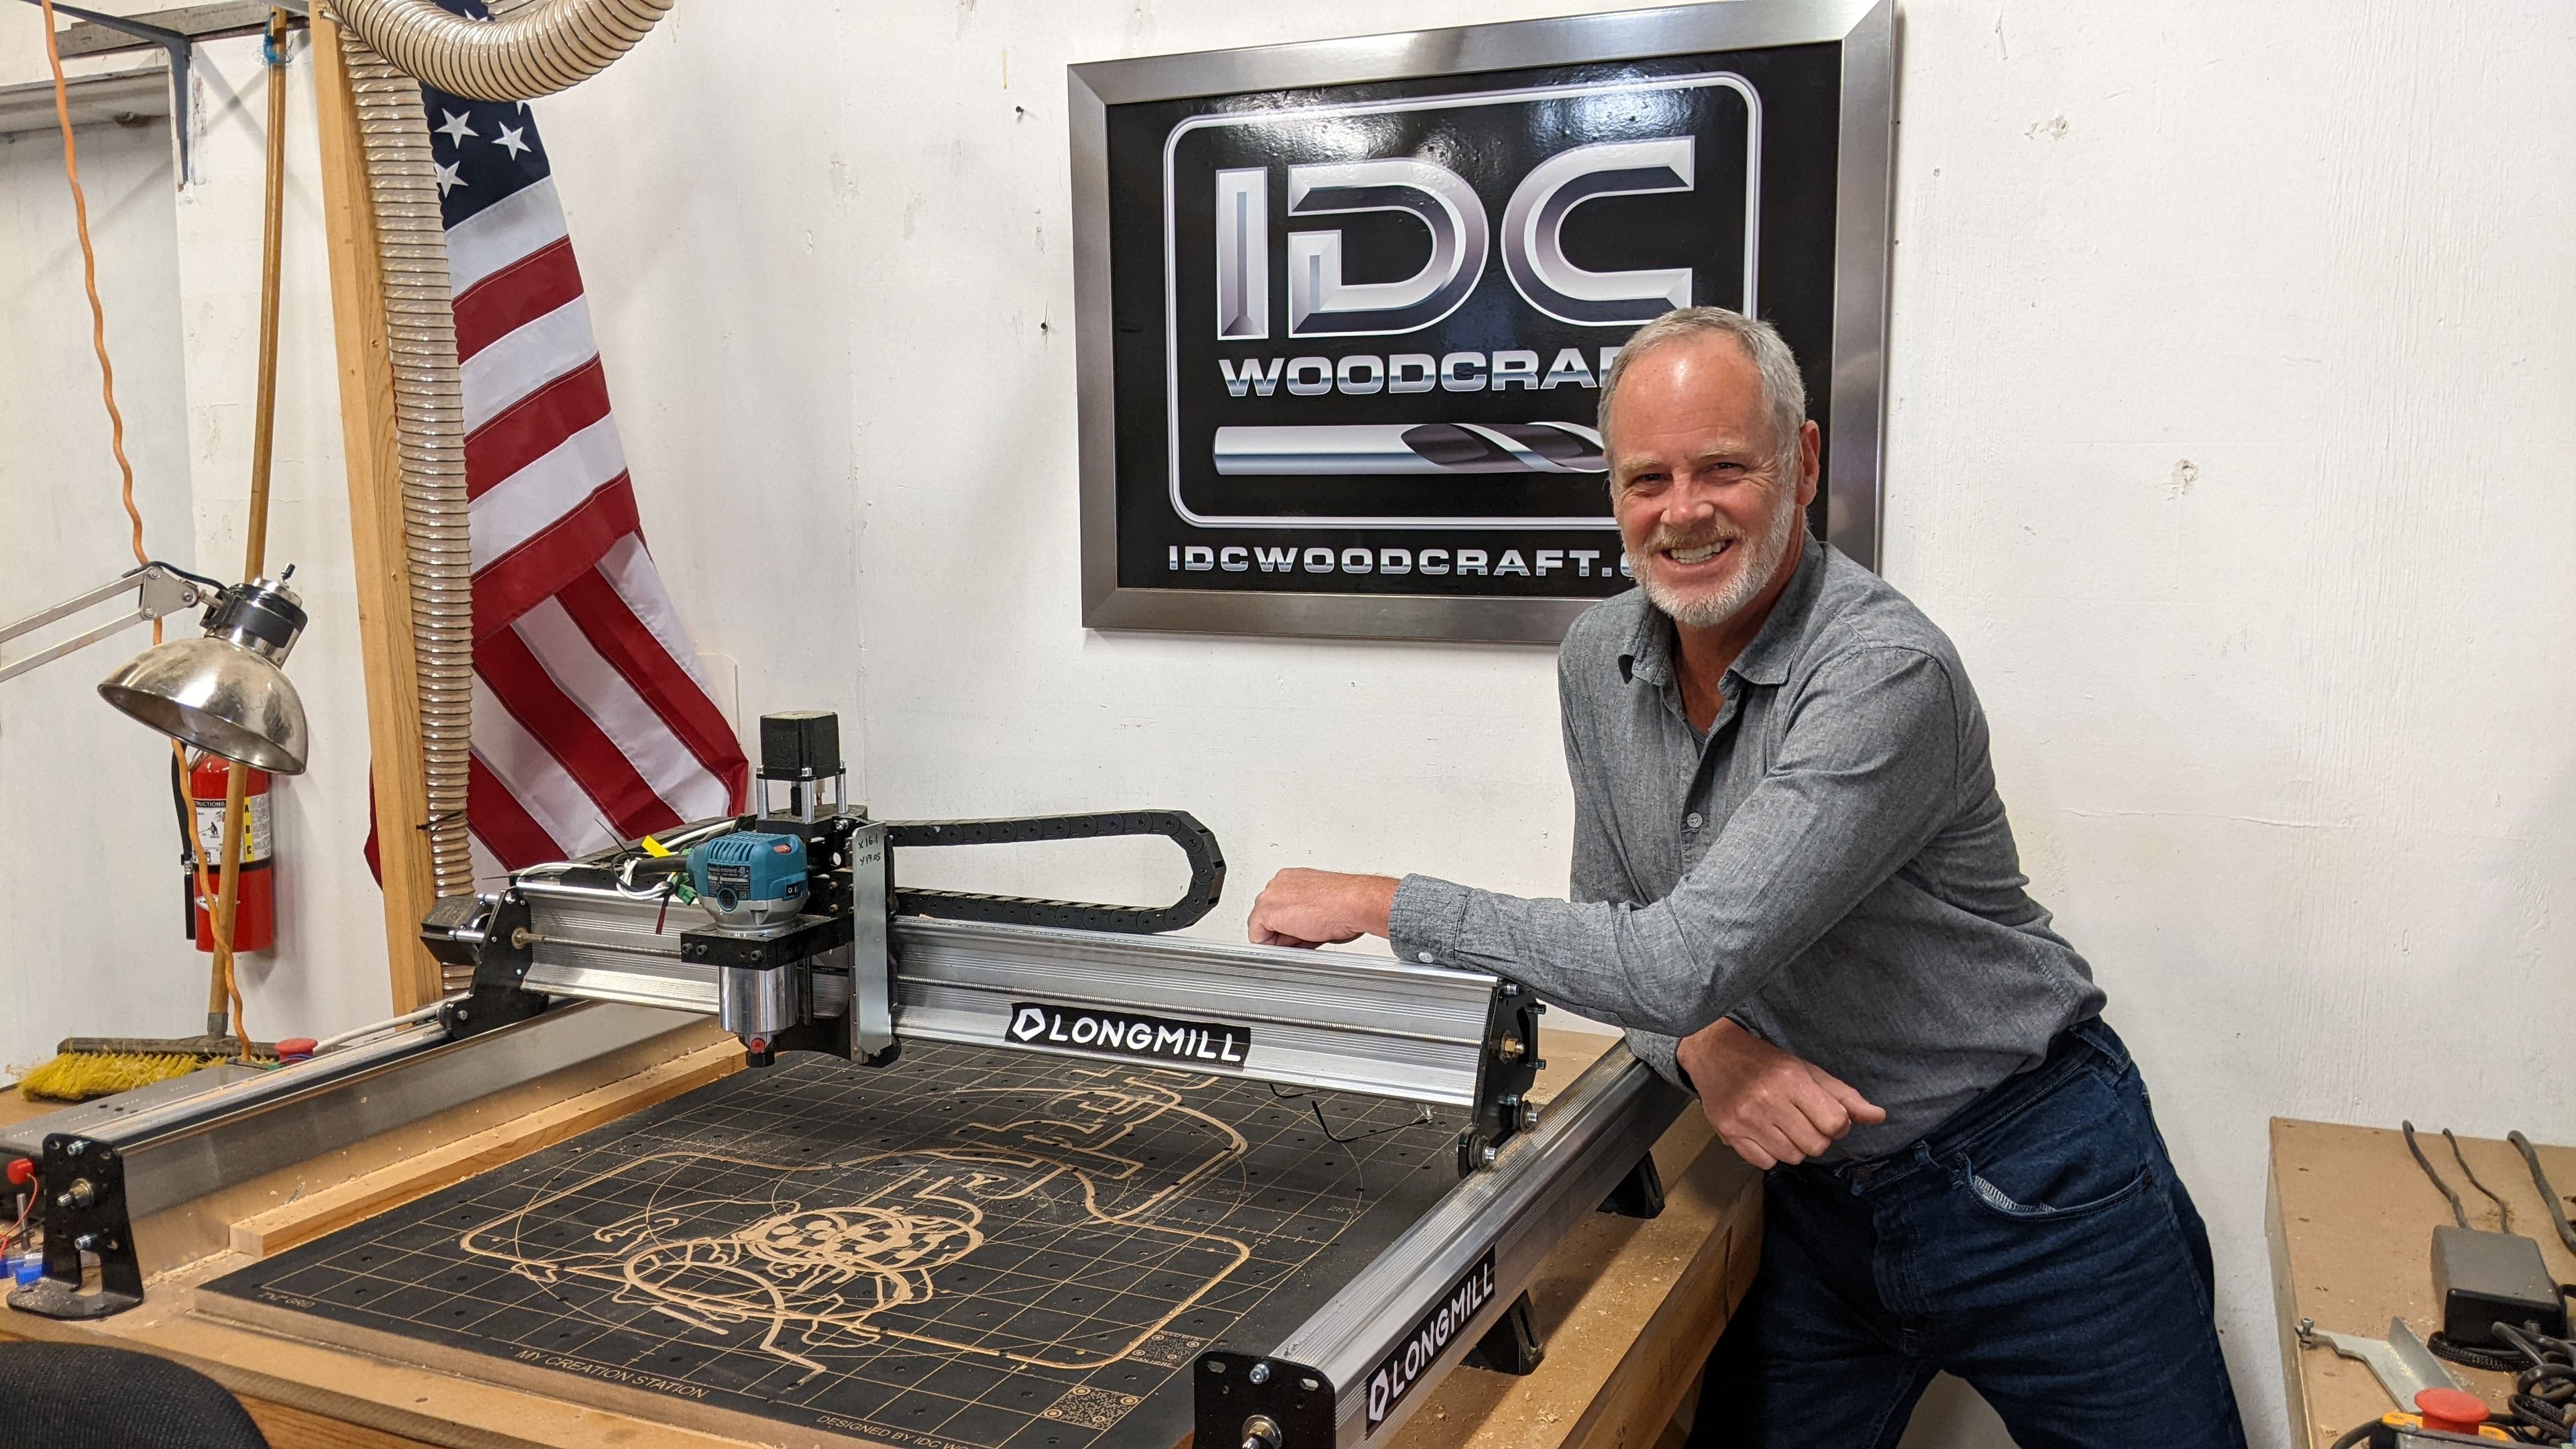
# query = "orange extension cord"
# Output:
<box><xmin>36</xmin><ymin>0</ymin><xmax>251</xmax><ymax>1051</ymax></box>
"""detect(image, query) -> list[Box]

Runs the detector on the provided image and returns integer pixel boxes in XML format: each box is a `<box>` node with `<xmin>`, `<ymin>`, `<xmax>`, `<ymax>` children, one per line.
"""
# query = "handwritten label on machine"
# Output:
<box><xmin>1006</xmin><ymin>1002</ymin><xmax>1252</xmax><ymax>1067</ymax></box>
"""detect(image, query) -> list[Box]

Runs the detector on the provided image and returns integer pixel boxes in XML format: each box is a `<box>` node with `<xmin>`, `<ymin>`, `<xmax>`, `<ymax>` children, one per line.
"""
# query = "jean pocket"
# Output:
<box><xmin>1962</xmin><ymin>1157</ymin><xmax>2156</xmax><ymax>1220</ymax></box>
<box><xmin>1950</xmin><ymin>1065</ymin><xmax>2163</xmax><ymax>1222</ymax></box>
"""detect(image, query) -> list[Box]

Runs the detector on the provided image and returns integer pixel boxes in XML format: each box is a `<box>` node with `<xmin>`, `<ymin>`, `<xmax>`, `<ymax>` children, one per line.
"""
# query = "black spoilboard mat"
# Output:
<box><xmin>200</xmin><ymin>1042</ymin><xmax>1463</xmax><ymax>1449</ymax></box>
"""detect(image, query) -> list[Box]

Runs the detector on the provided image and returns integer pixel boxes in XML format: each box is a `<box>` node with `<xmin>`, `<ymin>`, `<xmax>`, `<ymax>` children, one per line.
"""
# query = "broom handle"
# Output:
<box><xmin>212</xmin><ymin>766</ymin><xmax>251</xmax><ymax>1055</ymax></box>
<box><xmin>209</xmin><ymin>9</ymin><xmax>292</xmax><ymax>1061</ymax></box>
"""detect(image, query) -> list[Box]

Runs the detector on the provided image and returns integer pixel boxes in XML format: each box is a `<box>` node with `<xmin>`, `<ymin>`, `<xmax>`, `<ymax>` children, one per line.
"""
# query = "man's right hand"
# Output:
<box><xmin>1675</xmin><ymin>1018</ymin><xmax>1886</xmax><ymax>1170</ymax></box>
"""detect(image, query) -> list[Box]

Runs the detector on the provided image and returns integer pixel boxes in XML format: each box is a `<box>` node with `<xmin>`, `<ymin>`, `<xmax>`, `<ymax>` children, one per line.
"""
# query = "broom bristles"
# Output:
<box><xmin>19</xmin><ymin>1051</ymin><xmax>219</xmax><ymax>1103</ymax></box>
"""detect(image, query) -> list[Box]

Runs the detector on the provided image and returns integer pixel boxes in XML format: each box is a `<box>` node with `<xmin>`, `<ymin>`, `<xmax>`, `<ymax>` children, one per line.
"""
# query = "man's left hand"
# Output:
<box><xmin>1676</xmin><ymin>1018</ymin><xmax>1886</xmax><ymax>1169</ymax></box>
<box><xmin>1248</xmin><ymin>869</ymin><xmax>1399</xmax><ymax>948</ymax></box>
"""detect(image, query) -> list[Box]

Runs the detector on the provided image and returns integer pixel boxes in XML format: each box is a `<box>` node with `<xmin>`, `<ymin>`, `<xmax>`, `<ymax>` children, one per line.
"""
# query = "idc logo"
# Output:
<box><xmin>1161</xmin><ymin>72</ymin><xmax>1760</xmax><ymax>529</ymax></box>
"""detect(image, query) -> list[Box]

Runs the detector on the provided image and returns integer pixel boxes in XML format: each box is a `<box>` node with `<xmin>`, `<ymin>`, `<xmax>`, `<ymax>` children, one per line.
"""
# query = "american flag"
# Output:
<box><xmin>398</xmin><ymin>3</ymin><xmax>749</xmax><ymax>883</ymax></box>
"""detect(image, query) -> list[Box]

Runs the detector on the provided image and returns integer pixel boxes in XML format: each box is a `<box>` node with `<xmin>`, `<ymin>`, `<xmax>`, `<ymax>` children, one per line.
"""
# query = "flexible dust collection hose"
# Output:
<box><xmin>327</xmin><ymin>0</ymin><xmax>678</xmax><ymax>915</ymax></box>
<box><xmin>337</xmin><ymin>21</ymin><xmax>477</xmax><ymax>901</ymax></box>
<box><xmin>332</xmin><ymin>0</ymin><xmax>674</xmax><ymax>101</ymax></box>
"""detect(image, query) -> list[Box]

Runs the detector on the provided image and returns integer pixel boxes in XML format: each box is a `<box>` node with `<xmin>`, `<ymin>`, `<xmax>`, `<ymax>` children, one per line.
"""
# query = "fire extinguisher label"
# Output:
<box><xmin>195</xmin><ymin>795</ymin><xmax>274</xmax><ymax>864</ymax></box>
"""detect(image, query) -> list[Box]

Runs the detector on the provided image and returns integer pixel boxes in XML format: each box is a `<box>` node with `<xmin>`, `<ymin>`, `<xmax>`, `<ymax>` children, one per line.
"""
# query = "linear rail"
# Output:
<box><xmin>514</xmin><ymin>889</ymin><xmax>1517</xmax><ymax>1110</ymax></box>
<box><xmin>1195</xmin><ymin>1045</ymin><xmax>1686</xmax><ymax>1448</ymax></box>
<box><xmin>0</xmin><ymin>1002</ymin><xmax>696</xmax><ymax>1220</ymax></box>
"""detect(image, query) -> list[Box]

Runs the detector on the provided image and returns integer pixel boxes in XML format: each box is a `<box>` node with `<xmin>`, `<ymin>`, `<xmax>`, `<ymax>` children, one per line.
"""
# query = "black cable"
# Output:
<box><xmin>2447</xmin><ymin>1127</ymin><xmax>2515</xmax><ymax>1234</ymax></box>
<box><xmin>2405</xmin><ymin>1120</ymin><xmax>2473</xmax><ymax>1228</ymax></box>
<box><xmin>2500</xmin><ymin>1320</ymin><xmax>2576</xmax><ymax>1444</ymax></box>
<box><xmin>1305</xmin><ymin>1097</ymin><xmax>1434</xmax><ymax>1145</ymax></box>
<box><xmin>2425</xmin><ymin>1320</ymin><xmax>2576</xmax><ymax>1443</ymax></box>
<box><xmin>2428</xmin><ymin>1328</ymin><xmax>2528</xmax><ymax>1373</ymax></box>
<box><xmin>2509</xmin><ymin>1132</ymin><xmax>2576</xmax><ymax>1257</ymax></box>
<box><xmin>2327</xmin><ymin>1418</ymin><xmax>2377</xmax><ymax>1449</ymax></box>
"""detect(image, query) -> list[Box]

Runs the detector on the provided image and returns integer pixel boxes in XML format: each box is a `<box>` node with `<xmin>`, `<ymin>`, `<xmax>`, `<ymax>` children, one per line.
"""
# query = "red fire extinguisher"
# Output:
<box><xmin>188</xmin><ymin>752</ymin><xmax>276</xmax><ymax>953</ymax></box>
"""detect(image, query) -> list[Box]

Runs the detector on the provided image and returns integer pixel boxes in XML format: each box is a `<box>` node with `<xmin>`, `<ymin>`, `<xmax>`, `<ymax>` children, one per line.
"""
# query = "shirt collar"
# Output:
<box><xmin>1617</xmin><ymin>536</ymin><xmax>1829</xmax><ymax>690</ymax></box>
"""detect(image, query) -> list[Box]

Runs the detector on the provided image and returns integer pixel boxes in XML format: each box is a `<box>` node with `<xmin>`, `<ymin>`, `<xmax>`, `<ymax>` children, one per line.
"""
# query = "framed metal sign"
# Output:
<box><xmin>1070</xmin><ymin>0</ymin><xmax>1892</xmax><ymax>644</ymax></box>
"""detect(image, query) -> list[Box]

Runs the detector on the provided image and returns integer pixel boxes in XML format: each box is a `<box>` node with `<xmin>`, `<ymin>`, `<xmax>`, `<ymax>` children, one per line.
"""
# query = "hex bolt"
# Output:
<box><xmin>1247</xmin><ymin>1362</ymin><xmax>1271</xmax><ymax>1385</ymax></box>
<box><xmin>1241</xmin><ymin>1415</ymin><xmax>1285</xmax><ymax>1449</ymax></box>
<box><xmin>1481</xmin><ymin>1141</ymin><xmax>1500</xmax><ymax>1167</ymax></box>
<box><xmin>62</xmin><ymin>1179</ymin><xmax>95</xmax><ymax>1210</ymax></box>
<box><xmin>72</xmin><ymin>1234</ymin><xmax>97</xmax><ymax>1252</ymax></box>
<box><xmin>1519</xmin><ymin>1103</ymin><xmax>1542</xmax><ymax>1131</ymax></box>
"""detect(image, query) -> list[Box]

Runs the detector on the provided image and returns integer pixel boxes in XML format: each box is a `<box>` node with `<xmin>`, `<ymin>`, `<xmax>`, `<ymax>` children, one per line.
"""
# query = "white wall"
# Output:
<box><xmin>5</xmin><ymin>3</ymin><xmax>2573</xmax><ymax>1444</ymax></box>
<box><xmin>0</xmin><ymin>113</ymin><xmax>204</xmax><ymax>1063</ymax></box>
<box><xmin>0</xmin><ymin>31</ymin><xmax>391</xmax><ymax>1066</ymax></box>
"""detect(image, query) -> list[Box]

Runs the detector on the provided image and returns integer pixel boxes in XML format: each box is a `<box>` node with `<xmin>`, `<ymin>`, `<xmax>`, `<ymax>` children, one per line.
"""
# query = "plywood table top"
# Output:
<box><xmin>2267</xmin><ymin>1118</ymin><xmax>2576</xmax><ymax>1445</ymax></box>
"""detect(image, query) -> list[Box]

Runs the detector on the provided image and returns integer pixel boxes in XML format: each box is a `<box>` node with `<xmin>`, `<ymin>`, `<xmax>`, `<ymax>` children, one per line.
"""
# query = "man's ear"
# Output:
<box><xmin>1795</xmin><ymin>420</ymin><xmax>1823</xmax><ymax>510</ymax></box>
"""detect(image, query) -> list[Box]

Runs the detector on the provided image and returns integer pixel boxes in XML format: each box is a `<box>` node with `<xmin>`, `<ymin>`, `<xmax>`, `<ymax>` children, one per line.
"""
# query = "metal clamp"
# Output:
<box><xmin>2296</xmin><ymin>1316</ymin><xmax>2461</xmax><ymax>1407</ymax></box>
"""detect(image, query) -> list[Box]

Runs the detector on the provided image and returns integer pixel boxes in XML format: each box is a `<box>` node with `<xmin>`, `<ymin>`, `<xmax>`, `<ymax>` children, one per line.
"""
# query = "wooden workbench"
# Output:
<box><xmin>2267</xmin><ymin>1118</ymin><xmax>2576</xmax><ymax>1445</ymax></box>
<box><xmin>0</xmin><ymin>1027</ymin><xmax>1758</xmax><ymax>1449</ymax></box>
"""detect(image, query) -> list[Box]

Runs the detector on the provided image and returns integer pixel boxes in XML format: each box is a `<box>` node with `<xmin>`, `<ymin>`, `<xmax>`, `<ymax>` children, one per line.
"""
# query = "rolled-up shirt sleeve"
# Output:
<box><xmin>1386</xmin><ymin>645</ymin><xmax>1961</xmax><ymax>1041</ymax></box>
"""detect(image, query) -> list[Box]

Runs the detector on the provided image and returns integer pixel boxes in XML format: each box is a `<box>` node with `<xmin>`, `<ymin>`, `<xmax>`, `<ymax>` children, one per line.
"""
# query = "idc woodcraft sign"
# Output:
<box><xmin>1070</xmin><ymin>0</ymin><xmax>1893</xmax><ymax>643</ymax></box>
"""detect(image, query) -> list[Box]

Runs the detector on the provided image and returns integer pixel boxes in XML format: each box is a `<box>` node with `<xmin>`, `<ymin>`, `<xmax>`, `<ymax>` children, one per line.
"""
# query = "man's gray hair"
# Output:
<box><xmin>1596</xmin><ymin>307</ymin><xmax>1807</xmax><ymax>471</ymax></box>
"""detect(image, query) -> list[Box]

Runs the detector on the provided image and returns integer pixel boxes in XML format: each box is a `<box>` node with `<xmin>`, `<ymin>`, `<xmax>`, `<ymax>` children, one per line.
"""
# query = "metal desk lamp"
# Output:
<box><xmin>0</xmin><ymin>561</ymin><xmax>311</xmax><ymax>773</ymax></box>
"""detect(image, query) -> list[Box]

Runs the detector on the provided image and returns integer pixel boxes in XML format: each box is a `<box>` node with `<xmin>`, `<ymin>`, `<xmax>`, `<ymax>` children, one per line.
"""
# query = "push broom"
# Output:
<box><xmin>18</xmin><ymin>8</ymin><xmax>297</xmax><ymax>1100</ymax></box>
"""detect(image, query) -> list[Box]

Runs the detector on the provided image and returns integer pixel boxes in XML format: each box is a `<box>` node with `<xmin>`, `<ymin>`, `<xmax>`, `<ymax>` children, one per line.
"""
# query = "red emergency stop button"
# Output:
<box><xmin>5</xmin><ymin>1159</ymin><xmax>32</xmax><ymax>1187</ymax></box>
<box><xmin>2414</xmin><ymin>1387</ymin><xmax>2488</xmax><ymax>1434</ymax></box>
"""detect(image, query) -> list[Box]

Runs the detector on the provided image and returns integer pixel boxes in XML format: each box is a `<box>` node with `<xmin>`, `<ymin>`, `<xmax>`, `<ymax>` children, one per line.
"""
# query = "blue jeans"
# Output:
<box><xmin>1688</xmin><ymin>1018</ymin><xmax>2245</xmax><ymax>1448</ymax></box>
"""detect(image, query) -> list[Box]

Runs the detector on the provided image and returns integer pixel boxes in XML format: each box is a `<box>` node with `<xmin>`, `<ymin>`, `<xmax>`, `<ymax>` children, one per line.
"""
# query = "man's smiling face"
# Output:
<box><xmin>1605</xmin><ymin>333</ymin><xmax>1818</xmax><ymax>631</ymax></box>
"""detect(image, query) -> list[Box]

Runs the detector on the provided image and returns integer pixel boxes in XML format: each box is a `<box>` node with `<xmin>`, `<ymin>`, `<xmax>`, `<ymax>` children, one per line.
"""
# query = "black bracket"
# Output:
<box><xmin>1460</xmin><ymin>1290</ymin><xmax>1547</xmax><ymax>1375</ymax></box>
<box><xmin>14</xmin><ymin>0</ymin><xmax>203</xmax><ymax>182</ymax></box>
<box><xmin>5</xmin><ymin>1134</ymin><xmax>142</xmax><ymax>1320</ymax></box>
<box><xmin>430</xmin><ymin>892</ymin><xmax>549</xmax><ymax>1040</ymax></box>
<box><xmin>1458</xmin><ymin>985</ymin><xmax>1542</xmax><ymax>1175</ymax></box>
<box><xmin>1598</xmin><ymin>1152</ymin><xmax>1667</xmax><ymax>1220</ymax></box>
<box><xmin>678</xmin><ymin>912</ymin><xmax>853</xmax><ymax>969</ymax></box>
<box><xmin>1195</xmin><ymin>1352</ymin><xmax>1336</xmax><ymax>1449</ymax></box>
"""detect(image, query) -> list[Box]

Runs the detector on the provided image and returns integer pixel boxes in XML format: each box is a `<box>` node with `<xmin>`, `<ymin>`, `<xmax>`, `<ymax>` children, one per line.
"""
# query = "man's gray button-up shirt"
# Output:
<box><xmin>1388</xmin><ymin>541</ymin><xmax>2106</xmax><ymax>1159</ymax></box>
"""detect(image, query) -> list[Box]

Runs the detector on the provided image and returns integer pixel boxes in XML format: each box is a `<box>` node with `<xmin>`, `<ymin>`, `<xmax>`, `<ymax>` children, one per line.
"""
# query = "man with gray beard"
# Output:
<box><xmin>1247</xmin><ymin>309</ymin><xmax>2244</xmax><ymax>1445</ymax></box>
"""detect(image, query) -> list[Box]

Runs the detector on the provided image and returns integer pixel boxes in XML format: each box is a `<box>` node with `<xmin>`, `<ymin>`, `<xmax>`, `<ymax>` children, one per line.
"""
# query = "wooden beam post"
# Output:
<box><xmin>311</xmin><ymin>15</ymin><xmax>443</xmax><ymax>1012</ymax></box>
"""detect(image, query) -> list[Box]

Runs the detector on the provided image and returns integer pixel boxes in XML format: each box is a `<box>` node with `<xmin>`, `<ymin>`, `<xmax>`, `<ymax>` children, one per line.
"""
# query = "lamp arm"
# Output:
<box><xmin>0</xmin><ymin>561</ymin><xmax>218</xmax><ymax>686</ymax></box>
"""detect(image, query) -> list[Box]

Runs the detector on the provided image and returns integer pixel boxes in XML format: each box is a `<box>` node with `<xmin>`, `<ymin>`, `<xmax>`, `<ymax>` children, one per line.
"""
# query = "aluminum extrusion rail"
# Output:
<box><xmin>1195</xmin><ymin>1045</ymin><xmax>1687</xmax><ymax>1448</ymax></box>
<box><xmin>517</xmin><ymin>904</ymin><xmax>1527</xmax><ymax>1111</ymax></box>
<box><xmin>892</xmin><ymin>917</ymin><xmax>1513</xmax><ymax>1108</ymax></box>
<box><xmin>0</xmin><ymin>1002</ymin><xmax>696</xmax><ymax>1220</ymax></box>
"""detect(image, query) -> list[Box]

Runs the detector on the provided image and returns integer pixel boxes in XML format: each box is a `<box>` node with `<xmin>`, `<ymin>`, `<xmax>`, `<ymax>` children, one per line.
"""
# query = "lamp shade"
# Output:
<box><xmin>97</xmin><ymin>578</ymin><xmax>310</xmax><ymax>773</ymax></box>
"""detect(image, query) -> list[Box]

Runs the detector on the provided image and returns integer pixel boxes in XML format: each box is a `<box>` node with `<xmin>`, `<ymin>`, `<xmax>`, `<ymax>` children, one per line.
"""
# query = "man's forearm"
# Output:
<box><xmin>1387</xmin><ymin>873</ymin><xmax>1750</xmax><ymax>1038</ymax></box>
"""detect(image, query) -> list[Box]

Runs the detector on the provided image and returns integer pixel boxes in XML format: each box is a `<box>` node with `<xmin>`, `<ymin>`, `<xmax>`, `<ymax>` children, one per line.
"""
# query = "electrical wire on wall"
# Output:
<box><xmin>30</xmin><ymin>1</ymin><xmax>304</xmax><ymax>1061</ymax></box>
